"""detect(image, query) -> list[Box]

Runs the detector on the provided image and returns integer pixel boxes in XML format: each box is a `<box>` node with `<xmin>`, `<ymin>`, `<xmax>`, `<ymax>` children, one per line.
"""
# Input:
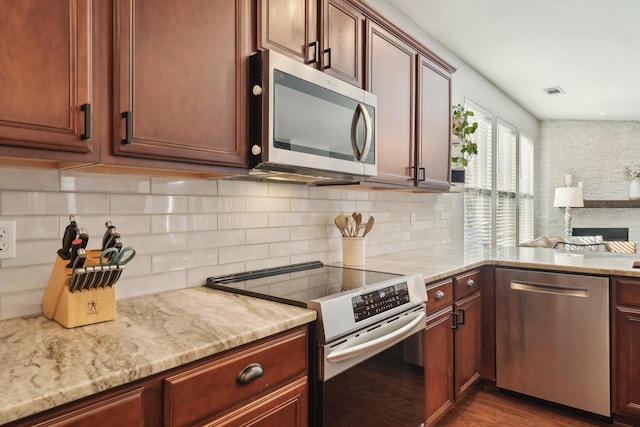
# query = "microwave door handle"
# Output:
<box><xmin>350</xmin><ymin>104</ymin><xmax>372</xmax><ymax>162</ymax></box>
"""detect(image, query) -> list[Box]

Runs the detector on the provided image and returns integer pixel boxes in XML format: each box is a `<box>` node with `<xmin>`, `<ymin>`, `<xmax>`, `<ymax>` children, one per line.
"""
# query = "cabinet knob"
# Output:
<box><xmin>252</xmin><ymin>85</ymin><xmax>263</xmax><ymax>96</ymax></box>
<box><xmin>434</xmin><ymin>290</ymin><xmax>445</xmax><ymax>300</ymax></box>
<box><xmin>251</xmin><ymin>145</ymin><xmax>262</xmax><ymax>156</ymax></box>
<box><xmin>466</xmin><ymin>279</ymin><xmax>475</xmax><ymax>288</ymax></box>
<box><xmin>236</xmin><ymin>363</ymin><xmax>264</xmax><ymax>384</ymax></box>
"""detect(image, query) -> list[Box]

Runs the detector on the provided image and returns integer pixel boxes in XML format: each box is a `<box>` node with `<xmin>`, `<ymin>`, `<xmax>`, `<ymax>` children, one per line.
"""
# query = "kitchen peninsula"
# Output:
<box><xmin>2</xmin><ymin>246</ymin><xmax>640</xmax><ymax>426</ymax></box>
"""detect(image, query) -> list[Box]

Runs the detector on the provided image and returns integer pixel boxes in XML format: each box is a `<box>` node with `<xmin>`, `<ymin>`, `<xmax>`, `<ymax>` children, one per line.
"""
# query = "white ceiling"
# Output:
<box><xmin>386</xmin><ymin>0</ymin><xmax>640</xmax><ymax>121</ymax></box>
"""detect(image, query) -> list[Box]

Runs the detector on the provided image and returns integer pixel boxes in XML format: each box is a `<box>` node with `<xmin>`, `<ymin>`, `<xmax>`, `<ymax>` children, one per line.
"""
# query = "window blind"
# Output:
<box><xmin>463</xmin><ymin>102</ymin><xmax>492</xmax><ymax>248</ymax></box>
<box><xmin>518</xmin><ymin>132</ymin><xmax>535</xmax><ymax>243</ymax></box>
<box><xmin>495</xmin><ymin>120</ymin><xmax>517</xmax><ymax>247</ymax></box>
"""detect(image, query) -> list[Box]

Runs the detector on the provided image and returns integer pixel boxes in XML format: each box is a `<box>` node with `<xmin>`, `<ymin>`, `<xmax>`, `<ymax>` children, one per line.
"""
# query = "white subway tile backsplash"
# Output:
<box><xmin>0</xmin><ymin>166</ymin><xmax>451</xmax><ymax>320</ymax></box>
<box><xmin>188</xmin><ymin>229</ymin><xmax>245</xmax><ymax>250</ymax></box>
<box><xmin>187</xmin><ymin>214</ymin><xmax>218</xmax><ymax>231</ymax></box>
<box><xmin>269</xmin><ymin>240</ymin><xmax>309</xmax><ymax>258</ymax></box>
<box><xmin>151</xmin><ymin>214</ymin><xmax>188</xmax><ymax>234</ymax></box>
<box><xmin>218</xmin><ymin>212</ymin><xmax>269</xmax><ymax>230</ymax></box>
<box><xmin>152</xmin><ymin>248</ymin><xmax>218</xmax><ymax>273</ymax></box>
<box><xmin>218</xmin><ymin>179</ymin><xmax>269</xmax><ymax>196</ymax></box>
<box><xmin>110</xmin><ymin>194</ymin><xmax>188</xmax><ymax>214</ymax></box>
<box><xmin>246</xmin><ymin>227</ymin><xmax>290</xmax><ymax>244</ymax></box>
<box><xmin>152</xmin><ymin>176</ymin><xmax>217</xmax><ymax>195</ymax></box>
<box><xmin>218</xmin><ymin>244</ymin><xmax>269</xmax><ymax>264</ymax></box>
<box><xmin>0</xmin><ymin>167</ymin><xmax>59</xmax><ymax>191</ymax></box>
<box><xmin>188</xmin><ymin>196</ymin><xmax>245</xmax><ymax>213</ymax></box>
<box><xmin>246</xmin><ymin>196</ymin><xmax>289</xmax><ymax>212</ymax></box>
<box><xmin>1</xmin><ymin>192</ymin><xmax>110</xmax><ymax>215</ymax></box>
<box><xmin>60</xmin><ymin>171</ymin><xmax>150</xmax><ymax>193</ymax></box>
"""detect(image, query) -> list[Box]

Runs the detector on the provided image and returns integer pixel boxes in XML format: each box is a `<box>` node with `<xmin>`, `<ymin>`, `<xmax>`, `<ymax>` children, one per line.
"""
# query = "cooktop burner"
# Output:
<box><xmin>206</xmin><ymin>261</ymin><xmax>427</xmax><ymax>344</ymax></box>
<box><xmin>205</xmin><ymin>261</ymin><xmax>402</xmax><ymax>307</ymax></box>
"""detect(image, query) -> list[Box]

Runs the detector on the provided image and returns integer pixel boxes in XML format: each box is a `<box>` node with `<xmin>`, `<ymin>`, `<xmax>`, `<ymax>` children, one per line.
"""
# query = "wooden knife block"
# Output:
<box><xmin>42</xmin><ymin>250</ymin><xmax>116</xmax><ymax>328</ymax></box>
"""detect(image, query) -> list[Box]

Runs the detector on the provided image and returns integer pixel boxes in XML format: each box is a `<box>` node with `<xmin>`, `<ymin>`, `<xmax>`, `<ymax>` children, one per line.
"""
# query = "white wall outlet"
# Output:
<box><xmin>0</xmin><ymin>220</ymin><xmax>16</xmax><ymax>259</ymax></box>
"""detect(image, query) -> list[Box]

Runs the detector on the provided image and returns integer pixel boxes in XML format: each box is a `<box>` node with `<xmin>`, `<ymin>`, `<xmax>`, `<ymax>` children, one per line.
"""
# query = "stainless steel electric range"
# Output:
<box><xmin>206</xmin><ymin>261</ymin><xmax>428</xmax><ymax>427</ymax></box>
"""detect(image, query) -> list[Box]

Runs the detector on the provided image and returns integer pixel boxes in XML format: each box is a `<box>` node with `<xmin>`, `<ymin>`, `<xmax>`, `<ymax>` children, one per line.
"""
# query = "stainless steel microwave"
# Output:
<box><xmin>247</xmin><ymin>50</ymin><xmax>377</xmax><ymax>184</ymax></box>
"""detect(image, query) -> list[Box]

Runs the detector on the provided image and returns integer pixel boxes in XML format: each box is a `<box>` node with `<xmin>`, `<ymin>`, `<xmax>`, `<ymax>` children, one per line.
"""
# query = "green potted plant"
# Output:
<box><xmin>451</xmin><ymin>104</ymin><xmax>478</xmax><ymax>183</ymax></box>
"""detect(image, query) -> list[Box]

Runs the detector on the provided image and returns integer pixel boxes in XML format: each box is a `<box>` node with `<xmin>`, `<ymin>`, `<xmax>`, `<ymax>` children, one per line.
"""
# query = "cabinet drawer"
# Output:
<box><xmin>617</xmin><ymin>277</ymin><xmax>640</xmax><ymax>307</ymax></box>
<box><xmin>454</xmin><ymin>270</ymin><xmax>482</xmax><ymax>300</ymax></box>
<box><xmin>426</xmin><ymin>279</ymin><xmax>453</xmax><ymax>314</ymax></box>
<box><xmin>164</xmin><ymin>327</ymin><xmax>307</xmax><ymax>427</ymax></box>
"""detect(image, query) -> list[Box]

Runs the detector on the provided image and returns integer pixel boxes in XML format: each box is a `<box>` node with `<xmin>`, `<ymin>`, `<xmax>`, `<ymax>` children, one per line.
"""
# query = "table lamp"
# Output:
<box><xmin>554</xmin><ymin>186</ymin><xmax>584</xmax><ymax>237</ymax></box>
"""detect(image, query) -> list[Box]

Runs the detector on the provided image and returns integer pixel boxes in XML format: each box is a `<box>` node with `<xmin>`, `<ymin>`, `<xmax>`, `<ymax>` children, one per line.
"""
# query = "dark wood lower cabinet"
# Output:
<box><xmin>425</xmin><ymin>307</ymin><xmax>454</xmax><ymax>426</ymax></box>
<box><xmin>454</xmin><ymin>291</ymin><xmax>481</xmax><ymax>401</ymax></box>
<box><xmin>613</xmin><ymin>276</ymin><xmax>640</xmax><ymax>424</ymax></box>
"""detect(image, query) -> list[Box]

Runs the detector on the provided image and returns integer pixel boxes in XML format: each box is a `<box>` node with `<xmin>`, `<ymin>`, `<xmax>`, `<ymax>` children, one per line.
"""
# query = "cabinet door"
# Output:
<box><xmin>614</xmin><ymin>277</ymin><xmax>640</xmax><ymax>418</ymax></box>
<box><xmin>454</xmin><ymin>291</ymin><xmax>481</xmax><ymax>401</ymax></box>
<box><xmin>0</xmin><ymin>0</ymin><xmax>94</xmax><ymax>157</ymax></box>
<box><xmin>258</xmin><ymin>0</ymin><xmax>318</xmax><ymax>64</ymax></box>
<box><xmin>114</xmin><ymin>0</ymin><xmax>247</xmax><ymax>166</ymax></box>
<box><xmin>322</xmin><ymin>0</ymin><xmax>364</xmax><ymax>87</ymax></box>
<box><xmin>204</xmin><ymin>378</ymin><xmax>308</xmax><ymax>427</ymax></box>
<box><xmin>32</xmin><ymin>388</ymin><xmax>144</xmax><ymax>427</ymax></box>
<box><xmin>416</xmin><ymin>55</ymin><xmax>451</xmax><ymax>190</ymax></box>
<box><xmin>425</xmin><ymin>308</ymin><xmax>454</xmax><ymax>426</ymax></box>
<box><xmin>366</xmin><ymin>22</ymin><xmax>416</xmax><ymax>186</ymax></box>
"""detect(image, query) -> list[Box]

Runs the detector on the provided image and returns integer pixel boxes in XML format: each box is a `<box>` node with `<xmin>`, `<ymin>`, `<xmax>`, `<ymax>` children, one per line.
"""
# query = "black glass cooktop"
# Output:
<box><xmin>205</xmin><ymin>261</ymin><xmax>402</xmax><ymax>308</ymax></box>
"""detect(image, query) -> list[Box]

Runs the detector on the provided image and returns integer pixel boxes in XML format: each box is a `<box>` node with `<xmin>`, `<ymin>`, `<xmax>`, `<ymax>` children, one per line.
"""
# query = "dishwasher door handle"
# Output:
<box><xmin>510</xmin><ymin>281</ymin><xmax>589</xmax><ymax>298</ymax></box>
<box><xmin>326</xmin><ymin>311</ymin><xmax>425</xmax><ymax>363</ymax></box>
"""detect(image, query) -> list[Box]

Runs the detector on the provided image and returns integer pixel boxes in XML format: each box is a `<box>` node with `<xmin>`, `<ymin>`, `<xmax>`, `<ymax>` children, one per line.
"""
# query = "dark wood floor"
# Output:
<box><xmin>438</xmin><ymin>383</ymin><xmax>611</xmax><ymax>427</ymax></box>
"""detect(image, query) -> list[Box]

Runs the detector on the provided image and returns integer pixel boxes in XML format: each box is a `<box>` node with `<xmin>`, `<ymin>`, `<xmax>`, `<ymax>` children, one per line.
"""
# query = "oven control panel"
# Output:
<box><xmin>352</xmin><ymin>282</ymin><xmax>410</xmax><ymax>322</ymax></box>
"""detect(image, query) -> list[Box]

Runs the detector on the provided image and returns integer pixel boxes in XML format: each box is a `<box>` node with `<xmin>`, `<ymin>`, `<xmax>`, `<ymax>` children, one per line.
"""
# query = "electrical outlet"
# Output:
<box><xmin>0</xmin><ymin>220</ymin><xmax>16</xmax><ymax>259</ymax></box>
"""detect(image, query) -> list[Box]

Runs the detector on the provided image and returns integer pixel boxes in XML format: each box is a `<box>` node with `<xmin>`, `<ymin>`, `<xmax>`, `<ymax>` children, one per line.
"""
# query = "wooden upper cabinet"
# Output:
<box><xmin>258</xmin><ymin>0</ymin><xmax>319</xmax><ymax>64</ymax></box>
<box><xmin>417</xmin><ymin>55</ymin><xmax>452</xmax><ymax>190</ymax></box>
<box><xmin>113</xmin><ymin>0</ymin><xmax>248</xmax><ymax>166</ymax></box>
<box><xmin>0</xmin><ymin>0</ymin><xmax>95</xmax><ymax>157</ymax></box>
<box><xmin>322</xmin><ymin>0</ymin><xmax>365</xmax><ymax>87</ymax></box>
<box><xmin>366</xmin><ymin>22</ymin><xmax>416</xmax><ymax>186</ymax></box>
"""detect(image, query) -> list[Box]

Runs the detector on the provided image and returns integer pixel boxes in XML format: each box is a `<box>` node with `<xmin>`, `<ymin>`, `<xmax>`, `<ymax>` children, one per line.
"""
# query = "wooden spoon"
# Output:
<box><xmin>347</xmin><ymin>215</ymin><xmax>356</xmax><ymax>237</ymax></box>
<box><xmin>352</xmin><ymin>212</ymin><xmax>362</xmax><ymax>230</ymax></box>
<box><xmin>334</xmin><ymin>215</ymin><xmax>349</xmax><ymax>237</ymax></box>
<box><xmin>362</xmin><ymin>216</ymin><xmax>375</xmax><ymax>237</ymax></box>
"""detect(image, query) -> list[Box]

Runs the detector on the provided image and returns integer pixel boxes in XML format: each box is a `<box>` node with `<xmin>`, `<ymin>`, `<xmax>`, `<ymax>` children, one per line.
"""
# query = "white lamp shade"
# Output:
<box><xmin>553</xmin><ymin>187</ymin><xmax>584</xmax><ymax>208</ymax></box>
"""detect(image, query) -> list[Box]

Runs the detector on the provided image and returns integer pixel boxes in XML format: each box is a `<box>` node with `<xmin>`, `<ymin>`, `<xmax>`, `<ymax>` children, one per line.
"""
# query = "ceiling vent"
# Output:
<box><xmin>543</xmin><ymin>86</ymin><xmax>565</xmax><ymax>95</ymax></box>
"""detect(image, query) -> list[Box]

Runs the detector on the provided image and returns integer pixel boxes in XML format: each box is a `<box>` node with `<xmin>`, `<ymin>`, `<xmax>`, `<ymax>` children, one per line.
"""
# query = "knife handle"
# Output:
<box><xmin>57</xmin><ymin>216</ymin><xmax>78</xmax><ymax>260</ymax></box>
<box><xmin>103</xmin><ymin>221</ymin><xmax>117</xmax><ymax>251</ymax></box>
<box><xmin>66</xmin><ymin>238</ymin><xmax>82</xmax><ymax>268</ymax></box>
<box><xmin>78</xmin><ymin>228</ymin><xmax>89</xmax><ymax>249</ymax></box>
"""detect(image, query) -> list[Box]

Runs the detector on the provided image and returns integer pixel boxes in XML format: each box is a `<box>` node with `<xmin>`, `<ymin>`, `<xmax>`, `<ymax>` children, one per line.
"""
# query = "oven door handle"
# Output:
<box><xmin>326</xmin><ymin>311</ymin><xmax>425</xmax><ymax>363</ymax></box>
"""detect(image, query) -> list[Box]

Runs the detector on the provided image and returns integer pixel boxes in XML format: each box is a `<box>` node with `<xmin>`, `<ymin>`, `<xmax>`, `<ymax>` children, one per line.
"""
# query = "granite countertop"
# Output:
<box><xmin>363</xmin><ymin>246</ymin><xmax>640</xmax><ymax>281</ymax></box>
<box><xmin>3</xmin><ymin>246</ymin><xmax>640</xmax><ymax>424</ymax></box>
<box><xmin>0</xmin><ymin>287</ymin><xmax>316</xmax><ymax>425</ymax></box>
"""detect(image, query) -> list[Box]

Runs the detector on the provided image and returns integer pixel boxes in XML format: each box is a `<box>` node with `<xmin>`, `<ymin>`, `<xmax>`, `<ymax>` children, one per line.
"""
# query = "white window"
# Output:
<box><xmin>495</xmin><ymin>120</ymin><xmax>517</xmax><ymax>247</ymax></box>
<box><xmin>518</xmin><ymin>132</ymin><xmax>535</xmax><ymax>243</ymax></box>
<box><xmin>463</xmin><ymin>102</ymin><xmax>492</xmax><ymax>248</ymax></box>
<box><xmin>463</xmin><ymin>101</ymin><xmax>535</xmax><ymax>248</ymax></box>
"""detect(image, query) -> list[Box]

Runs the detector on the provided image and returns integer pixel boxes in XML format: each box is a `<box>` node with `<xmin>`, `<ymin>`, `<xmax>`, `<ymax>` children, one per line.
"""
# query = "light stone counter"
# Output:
<box><xmin>0</xmin><ymin>287</ymin><xmax>316</xmax><ymax>425</ymax></box>
<box><xmin>363</xmin><ymin>246</ymin><xmax>640</xmax><ymax>282</ymax></box>
<box><xmin>3</xmin><ymin>246</ymin><xmax>640</xmax><ymax>424</ymax></box>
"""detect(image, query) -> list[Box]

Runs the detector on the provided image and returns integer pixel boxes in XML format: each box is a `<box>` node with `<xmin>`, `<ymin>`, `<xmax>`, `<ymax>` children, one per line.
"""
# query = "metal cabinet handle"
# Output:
<box><xmin>80</xmin><ymin>104</ymin><xmax>91</xmax><ymax>140</ymax></box>
<box><xmin>466</xmin><ymin>279</ymin><xmax>475</xmax><ymax>288</ymax></box>
<box><xmin>121</xmin><ymin>111</ymin><xmax>132</xmax><ymax>144</ymax></box>
<box><xmin>434</xmin><ymin>290</ymin><xmax>445</xmax><ymax>300</ymax></box>
<box><xmin>458</xmin><ymin>308</ymin><xmax>466</xmax><ymax>325</ymax></box>
<box><xmin>307</xmin><ymin>40</ymin><xmax>319</xmax><ymax>64</ymax></box>
<box><xmin>419</xmin><ymin>167</ymin><xmax>426</xmax><ymax>182</ymax></box>
<box><xmin>323</xmin><ymin>48</ymin><xmax>332</xmax><ymax>70</ymax></box>
<box><xmin>451</xmin><ymin>312</ymin><xmax>459</xmax><ymax>330</ymax></box>
<box><xmin>236</xmin><ymin>362</ymin><xmax>264</xmax><ymax>384</ymax></box>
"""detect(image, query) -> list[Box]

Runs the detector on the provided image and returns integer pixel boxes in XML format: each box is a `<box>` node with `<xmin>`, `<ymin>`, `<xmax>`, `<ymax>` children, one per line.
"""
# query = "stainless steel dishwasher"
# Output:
<box><xmin>495</xmin><ymin>268</ymin><xmax>610</xmax><ymax>417</ymax></box>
